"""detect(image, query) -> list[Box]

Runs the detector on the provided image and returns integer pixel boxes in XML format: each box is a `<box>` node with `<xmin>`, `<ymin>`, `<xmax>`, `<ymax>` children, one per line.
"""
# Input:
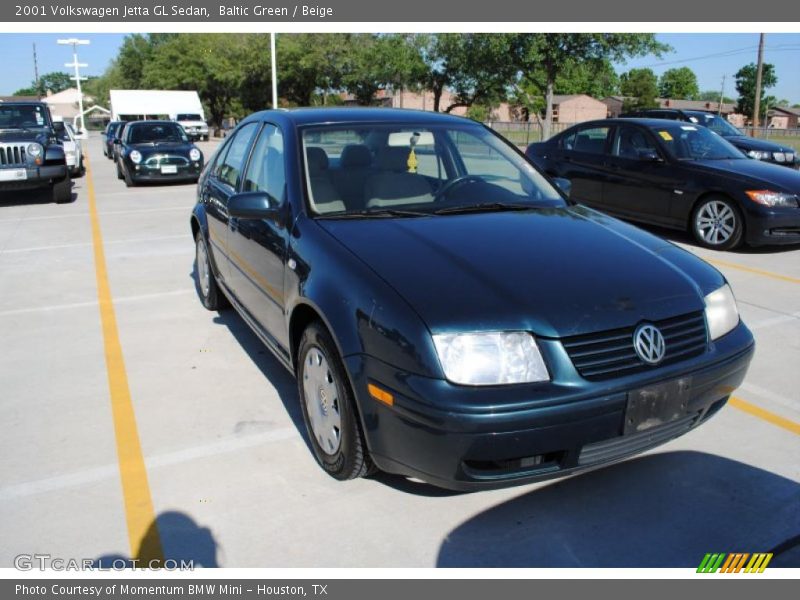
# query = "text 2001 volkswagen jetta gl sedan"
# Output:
<box><xmin>191</xmin><ymin>108</ymin><xmax>754</xmax><ymax>490</ymax></box>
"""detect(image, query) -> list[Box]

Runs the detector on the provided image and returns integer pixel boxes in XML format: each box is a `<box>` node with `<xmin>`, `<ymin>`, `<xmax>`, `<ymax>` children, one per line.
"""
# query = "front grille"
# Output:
<box><xmin>143</xmin><ymin>155</ymin><xmax>189</xmax><ymax>167</ymax></box>
<box><xmin>578</xmin><ymin>412</ymin><xmax>699</xmax><ymax>466</ymax></box>
<box><xmin>562</xmin><ymin>311</ymin><xmax>708</xmax><ymax>380</ymax></box>
<box><xmin>0</xmin><ymin>143</ymin><xmax>27</xmax><ymax>167</ymax></box>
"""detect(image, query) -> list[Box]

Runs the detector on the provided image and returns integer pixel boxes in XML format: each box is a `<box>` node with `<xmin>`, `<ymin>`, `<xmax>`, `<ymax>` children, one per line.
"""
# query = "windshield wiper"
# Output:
<box><xmin>432</xmin><ymin>202</ymin><xmax>535</xmax><ymax>215</ymax></box>
<box><xmin>317</xmin><ymin>208</ymin><xmax>434</xmax><ymax>219</ymax></box>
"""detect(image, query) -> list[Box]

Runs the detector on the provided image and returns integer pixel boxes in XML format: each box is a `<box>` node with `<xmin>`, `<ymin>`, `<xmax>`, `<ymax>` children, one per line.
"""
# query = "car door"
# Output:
<box><xmin>550</xmin><ymin>124</ymin><xmax>611</xmax><ymax>206</ymax></box>
<box><xmin>225</xmin><ymin>123</ymin><xmax>291</xmax><ymax>356</ymax></box>
<box><xmin>602</xmin><ymin>124</ymin><xmax>677</xmax><ymax>225</ymax></box>
<box><xmin>200</xmin><ymin>122</ymin><xmax>261</xmax><ymax>287</ymax></box>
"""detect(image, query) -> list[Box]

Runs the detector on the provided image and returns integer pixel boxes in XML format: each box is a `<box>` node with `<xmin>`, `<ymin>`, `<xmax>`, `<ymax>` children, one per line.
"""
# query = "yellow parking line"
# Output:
<box><xmin>705</xmin><ymin>258</ymin><xmax>800</xmax><ymax>285</ymax></box>
<box><xmin>85</xmin><ymin>154</ymin><xmax>164</xmax><ymax>564</ymax></box>
<box><xmin>730</xmin><ymin>396</ymin><xmax>800</xmax><ymax>436</ymax></box>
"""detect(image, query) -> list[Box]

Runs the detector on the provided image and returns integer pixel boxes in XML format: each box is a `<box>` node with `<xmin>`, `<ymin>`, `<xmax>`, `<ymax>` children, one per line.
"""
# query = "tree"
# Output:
<box><xmin>698</xmin><ymin>90</ymin><xmax>735</xmax><ymax>104</ymax></box>
<box><xmin>277</xmin><ymin>33</ymin><xmax>348</xmax><ymax>106</ymax></box>
<box><xmin>620</xmin><ymin>68</ymin><xmax>659</xmax><ymax>110</ymax></box>
<box><xmin>658</xmin><ymin>67</ymin><xmax>699</xmax><ymax>99</ymax></box>
<box><xmin>735</xmin><ymin>62</ymin><xmax>777</xmax><ymax>119</ymax></box>
<box><xmin>516</xmin><ymin>34</ymin><xmax>669</xmax><ymax>139</ymax></box>
<box><xmin>13</xmin><ymin>71</ymin><xmax>73</xmax><ymax>97</ymax></box>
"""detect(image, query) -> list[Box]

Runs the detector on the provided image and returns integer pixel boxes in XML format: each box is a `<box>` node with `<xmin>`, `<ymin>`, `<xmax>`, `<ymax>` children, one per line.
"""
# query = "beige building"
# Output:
<box><xmin>549</xmin><ymin>94</ymin><xmax>608</xmax><ymax>123</ymax></box>
<box><xmin>42</xmin><ymin>88</ymin><xmax>93</xmax><ymax>121</ymax></box>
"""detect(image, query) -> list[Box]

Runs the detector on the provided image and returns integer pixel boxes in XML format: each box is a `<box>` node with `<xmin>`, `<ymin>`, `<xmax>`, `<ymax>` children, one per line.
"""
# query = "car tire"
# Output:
<box><xmin>297</xmin><ymin>322</ymin><xmax>375</xmax><ymax>481</ymax></box>
<box><xmin>691</xmin><ymin>196</ymin><xmax>744</xmax><ymax>251</ymax></box>
<box><xmin>52</xmin><ymin>176</ymin><xmax>72</xmax><ymax>204</ymax></box>
<box><xmin>123</xmin><ymin>165</ymin><xmax>135</xmax><ymax>187</ymax></box>
<box><xmin>116</xmin><ymin>160</ymin><xmax>124</xmax><ymax>180</ymax></box>
<box><xmin>194</xmin><ymin>233</ymin><xmax>228</xmax><ymax>311</ymax></box>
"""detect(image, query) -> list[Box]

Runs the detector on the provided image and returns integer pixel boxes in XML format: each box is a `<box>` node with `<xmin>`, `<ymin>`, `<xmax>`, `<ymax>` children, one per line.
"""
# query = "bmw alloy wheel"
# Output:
<box><xmin>693</xmin><ymin>198</ymin><xmax>742</xmax><ymax>249</ymax></box>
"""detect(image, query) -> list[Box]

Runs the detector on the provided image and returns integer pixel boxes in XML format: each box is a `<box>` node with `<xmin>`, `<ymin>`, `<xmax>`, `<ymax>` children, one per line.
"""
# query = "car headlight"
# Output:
<box><xmin>773</xmin><ymin>152</ymin><xmax>786</xmax><ymax>163</ymax></box>
<box><xmin>129</xmin><ymin>150</ymin><xmax>142</xmax><ymax>164</ymax></box>
<box><xmin>704</xmin><ymin>284</ymin><xmax>740</xmax><ymax>341</ymax></box>
<box><xmin>432</xmin><ymin>331</ymin><xmax>549</xmax><ymax>386</ymax></box>
<box><xmin>26</xmin><ymin>143</ymin><xmax>42</xmax><ymax>158</ymax></box>
<box><xmin>745</xmin><ymin>190</ymin><xmax>799</xmax><ymax>208</ymax></box>
<box><xmin>746</xmin><ymin>150</ymin><xmax>769</xmax><ymax>160</ymax></box>
<box><xmin>189</xmin><ymin>148</ymin><xmax>202</xmax><ymax>161</ymax></box>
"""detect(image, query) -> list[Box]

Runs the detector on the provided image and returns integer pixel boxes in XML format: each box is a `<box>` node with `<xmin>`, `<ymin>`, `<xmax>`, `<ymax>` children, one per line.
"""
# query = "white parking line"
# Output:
<box><xmin>747</xmin><ymin>310</ymin><xmax>800</xmax><ymax>330</ymax></box>
<box><xmin>0</xmin><ymin>289</ymin><xmax>193</xmax><ymax>318</ymax></box>
<box><xmin>0</xmin><ymin>234</ymin><xmax>187</xmax><ymax>255</ymax></box>
<box><xmin>739</xmin><ymin>383</ymin><xmax>799</xmax><ymax>415</ymax></box>
<box><xmin>0</xmin><ymin>205</ymin><xmax>189</xmax><ymax>223</ymax></box>
<box><xmin>0</xmin><ymin>427</ymin><xmax>299</xmax><ymax>501</ymax></box>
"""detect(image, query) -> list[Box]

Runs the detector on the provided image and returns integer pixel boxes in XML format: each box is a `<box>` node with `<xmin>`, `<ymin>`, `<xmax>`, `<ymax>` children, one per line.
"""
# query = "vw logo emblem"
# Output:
<box><xmin>633</xmin><ymin>323</ymin><xmax>666</xmax><ymax>365</ymax></box>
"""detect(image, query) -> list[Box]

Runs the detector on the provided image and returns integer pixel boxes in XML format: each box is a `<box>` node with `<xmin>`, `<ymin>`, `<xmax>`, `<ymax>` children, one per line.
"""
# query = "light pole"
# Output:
<box><xmin>57</xmin><ymin>38</ymin><xmax>90</xmax><ymax>133</ymax></box>
<box><xmin>270</xmin><ymin>33</ymin><xmax>278</xmax><ymax>109</ymax></box>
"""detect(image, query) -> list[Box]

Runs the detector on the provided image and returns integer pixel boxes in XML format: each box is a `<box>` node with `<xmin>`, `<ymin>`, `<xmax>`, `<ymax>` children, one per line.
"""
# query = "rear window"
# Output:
<box><xmin>177</xmin><ymin>114</ymin><xmax>203</xmax><ymax>121</ymax></box>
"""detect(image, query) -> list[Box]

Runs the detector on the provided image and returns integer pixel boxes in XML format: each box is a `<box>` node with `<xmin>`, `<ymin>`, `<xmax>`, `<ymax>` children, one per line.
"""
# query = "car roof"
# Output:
<box><xmin>124</xmin><ymin>120</ymin><xmax>180</xmax><ymax>126</ymax></box>
<box><xmin>240</xmin><ymin>107</ymin><xmax>479</xmax><ymax>127</ymax></box>
<box><xmin>568</xmin><ymin>117</ymin><xmax>697</xmax><ymax>130</ymax></box>
<box><xmin>0</xmin><ymin>101</ymin><xmax>47</xmax><ymax>107</ymax></box>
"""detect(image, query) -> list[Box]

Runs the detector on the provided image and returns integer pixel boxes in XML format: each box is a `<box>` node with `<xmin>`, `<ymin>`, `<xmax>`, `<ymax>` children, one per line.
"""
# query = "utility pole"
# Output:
<box><xmin>752</xmin><ymin>33</ymin><xmax>765</xmax><ymax>136</ymax></box>
<box><xmin>33</xmin><ymin>43</ymin><xmax>40</xmax><ymax>99</ymax></box>
<box><xmin>718</xmin><ymin>74</ymin><xmax>725</xmax><ymax>116</ymax></box>
<box><xmin>57</xmin><ymin>38</ymin><xmax>90</xmax><ymax>133</ymax></box>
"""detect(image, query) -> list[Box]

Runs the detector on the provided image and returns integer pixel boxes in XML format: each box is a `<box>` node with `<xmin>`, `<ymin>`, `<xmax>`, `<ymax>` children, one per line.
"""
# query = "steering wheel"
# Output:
<box><xmin>432</xmin><ymin>175</ymin><xmax>484</xmax><ymax>202</ymax></box>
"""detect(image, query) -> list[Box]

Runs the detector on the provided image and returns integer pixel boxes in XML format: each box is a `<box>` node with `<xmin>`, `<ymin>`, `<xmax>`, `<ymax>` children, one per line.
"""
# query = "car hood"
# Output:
<box><xmin>723</xmin><ymin>135</ymin><xmax>794</xmax><ymax>153</ymax></box>
<box><xmin>319</xmin><ymin>206</ymin><xmax>717</xmax><ymax>338</ymax></box>
<box><xmin>691</xmin><ymin>158</ymin><xmax>800</xmax><ymax>191</ymax></box>
<box><xmin>129</xmin><ymin>142</ymin><xmax>195</xmax><ymax>155</ymax></box>
<box><xmin>0</xmin><ymin>129</ymin><xmax>51</xmax><ymax>145</ymax></box>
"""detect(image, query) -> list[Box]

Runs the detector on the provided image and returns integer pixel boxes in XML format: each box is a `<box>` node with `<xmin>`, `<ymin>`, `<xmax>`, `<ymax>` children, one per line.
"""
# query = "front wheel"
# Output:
<box><xmin>691</xmin><ymin>196</ymin><xmax>744</xmax><ymax>250</ymax></box>
<box><xmin>297</xmin><ymin>322</ymin><xmax>375</xmax><ymax>481</ymax></box>
<box><xmin>52</xmin><ymin>177</ymin><xmax>72</xmax><ymax>203</ymax></box>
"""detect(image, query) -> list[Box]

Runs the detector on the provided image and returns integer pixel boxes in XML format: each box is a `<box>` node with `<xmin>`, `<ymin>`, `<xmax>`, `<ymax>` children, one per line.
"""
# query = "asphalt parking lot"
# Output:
<box><xmin>0</xmin><ymin>133</ymin><xmax>798</xmax><ymax>569</ymax></box>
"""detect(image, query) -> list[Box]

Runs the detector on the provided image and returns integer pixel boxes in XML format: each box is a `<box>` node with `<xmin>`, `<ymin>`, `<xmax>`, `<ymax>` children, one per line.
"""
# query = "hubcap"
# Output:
<box><xmin>302</xmin><ymin>347</ymin><xmax>342</xmax><ymax>455</ymax></box>
<box><xmin>196</xmin><ymin>238</ymin><xmax>211</xmax><ymax>298</ymax></box>
<box><xmin>696</xmin><ymin>201</ymin><xmax>736</xmax><ymax>245</ymax></box>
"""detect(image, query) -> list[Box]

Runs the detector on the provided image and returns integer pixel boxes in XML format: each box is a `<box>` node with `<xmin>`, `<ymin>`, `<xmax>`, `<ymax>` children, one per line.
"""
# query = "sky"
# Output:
<box><xmin>1</xmin><ymin>32</ymin><xmax>799</xmax><ymax>104</ymax></box>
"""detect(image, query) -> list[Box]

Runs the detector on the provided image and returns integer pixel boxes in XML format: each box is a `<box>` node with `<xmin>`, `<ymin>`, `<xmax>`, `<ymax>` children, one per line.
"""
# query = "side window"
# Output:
<box><xmin>560</xmin><ymin>130</ymin><xmax>577</xmax><ymax>151</ymax></box>
<box><xmin>569</xmin><ymin>126</ymin><xmax>611</xmax><ymax>155</ymax></box>
<box><xmin>242</xmin><ymin>124</ymin><xmax>286</xmax><ymax>202</ymax></box>
<box><xmin>612</xmin><ymin>125</ymin><xmax>659</xmax><ymax>160</ymax></box>
<box><xmin>214</xmin><ymin>122</ymin><xmax>259</xmax><ymax>188</ymax></box>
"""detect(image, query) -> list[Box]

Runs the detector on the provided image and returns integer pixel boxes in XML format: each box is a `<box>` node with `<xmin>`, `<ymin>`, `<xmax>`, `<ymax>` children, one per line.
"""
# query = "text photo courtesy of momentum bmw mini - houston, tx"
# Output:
<box><xmin>0</xmin><ymin>28</ymin><xmax>799</xmax><ymax>574</ymax></box>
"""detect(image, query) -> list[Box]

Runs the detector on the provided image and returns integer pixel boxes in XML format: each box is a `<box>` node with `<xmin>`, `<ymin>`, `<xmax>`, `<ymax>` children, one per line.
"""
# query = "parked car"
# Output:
<box><xmin>175</xmin><ymin>113</ymin><xmax>209</xmax><ymax>142</ymax></box>
<box><xmin>103</xmin><ymin>121</ymin><xmax>124</xmax><ymax>161</ymax></box>
<box><xmin>115</xmin><ymin>120</ymin><xmax>203</xmax><ymax>187</ymax></box>
<box><xmin>0</xmin><ymin>101</ymin><xmax>71</xmax><ymax>203</ymax></box>
<box><xmin>191</xmin><ymin>108</ymin><xmax>754</xmax><ymax>490</ymax></box>
<box><xmin>526</xmin><ymin>118</ymin><xmax>800</xmax><ymax>250</ymax></box>
<box><xmin>53</xmin><ymin>118</ymin><xmax>84</xmax><ymax>177</ymax></box>
<box><xmin>622</xmin><ymin>109</ymin><xmax>798</xmax><ymax>169</ymax></box>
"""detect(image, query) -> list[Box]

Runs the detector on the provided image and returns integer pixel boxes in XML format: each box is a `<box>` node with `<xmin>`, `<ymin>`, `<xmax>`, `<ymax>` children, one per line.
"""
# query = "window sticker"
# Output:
<box><xmin>681</xmin><ymin>125</ymin><xmax>698</xmax><ymax>131</ymax></box>
<box><xmin>658</xmin><ymin>131</ymin><xmax>673</xmax><ymax>141</ymax></box>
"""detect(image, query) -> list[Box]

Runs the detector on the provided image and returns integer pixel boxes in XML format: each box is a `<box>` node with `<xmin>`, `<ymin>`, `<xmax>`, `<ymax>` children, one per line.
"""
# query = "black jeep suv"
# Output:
<box><xmin>622</xmin><ymin>109</ymin><xmax>797</xmax><ymax>169</ymax></box>
<box><xmin>0</xmin><ymin>102</ymin><xmax>71</xmax><ymax>203</ymax></box>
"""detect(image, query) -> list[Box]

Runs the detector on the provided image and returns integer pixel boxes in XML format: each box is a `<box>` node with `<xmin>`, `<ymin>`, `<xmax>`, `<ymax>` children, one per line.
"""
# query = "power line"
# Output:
<box><xmin>631</xmin><ymin>44</ymin><xmax>800</xmax><ymax>69</ymax></box>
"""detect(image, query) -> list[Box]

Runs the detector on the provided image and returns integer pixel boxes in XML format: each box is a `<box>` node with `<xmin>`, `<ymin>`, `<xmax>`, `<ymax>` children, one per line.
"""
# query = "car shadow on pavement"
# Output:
<box><xmin>0</xmin><ymin>182</ymin><xmax>78</xmax><ymax>206</ymax></box>
<box><xmin>94</xmin><ymin>510</ymin><xmax>218</xmax><ymax>568</ymax></box>
<box><xmin>436</xmin><ymin>451</ymin><xmax>800</xmax><ymax>568</ymax></box>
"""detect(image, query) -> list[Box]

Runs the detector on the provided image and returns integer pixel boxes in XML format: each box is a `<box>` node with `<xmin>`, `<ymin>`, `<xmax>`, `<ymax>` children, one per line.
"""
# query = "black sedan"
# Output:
<box><xmin>623</xmin><ymin>109</ymin><xmax>798</xmax><ymax>169</ymax></box>
<box><xmin>191</xmin><ymin>108</ymin><xmax>753</xmax><ymax>490</ymax></box>
<box><xmin>115</xmin><ymin>120</ymin><xmax>203</xmax><ymax>187</ymax></box>
<box><xmin>526</xmin><ymin>118</ymin><xmax>800</xmax><ymax>250</ymax></box>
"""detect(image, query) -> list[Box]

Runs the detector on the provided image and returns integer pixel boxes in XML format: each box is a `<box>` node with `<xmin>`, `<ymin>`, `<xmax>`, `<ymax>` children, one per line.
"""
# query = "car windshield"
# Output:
<box><xmin>0</xmin><ymin>105</ymin><xmax>49</xmax><ymax>130</ymax></box>
<box><xmin>687</xmin><ymin>113</ymin><xmax>743</xmax><ymax>137</ymax></box>
<box><xmin>301</xmin><ymin>123</ymin><xmax>565</xmax><ymax>217</ymax></box>
<box><xmin>649</xmin><ymin>123</ymin><xmax>745</xmax><ymax>160</ymax></box>
<box><xmin>177</xmin><ymin>114</ymin><xmax>202</xmax><ymax>121</ymax></box>
<box><xmin>128</xmin><ymin>123</ymin><xmax>187</xmax><ymax>144</ymax></box>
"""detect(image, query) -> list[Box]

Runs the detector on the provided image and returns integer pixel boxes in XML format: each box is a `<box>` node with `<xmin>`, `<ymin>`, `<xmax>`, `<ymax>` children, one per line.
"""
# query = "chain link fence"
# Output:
<box><xmin>483</xmin><ymin>121</ymin><xmax>572</xmax><ymax>147</ymax></box>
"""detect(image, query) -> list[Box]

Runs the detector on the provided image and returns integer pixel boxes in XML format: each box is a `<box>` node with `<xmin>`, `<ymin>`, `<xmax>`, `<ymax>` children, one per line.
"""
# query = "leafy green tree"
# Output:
<box><xmin>658</xmin><ymin>67</ymin><xmax>699</xmax><ymax>99</ymax></box>
<box><xmin>277</xmin><ymin>33</ymin><xmax>348</xmax><ymax>106</ymax></box>
<box><xmin>13</xmin><ymin>71</ymin><xmax>73</xmax><ymax>97</ymax></box>
<box><xmin>698</xmin><ymin>90</ymin><xmax>735</xmax><ymax>104</ymax></box>
<box><xmin>516</xmin><ymin>34</ymin><xmax>669</xmax><ymax>139</ymax></box>
<box><xmin>620</xmin><ymin>68</ymin><xmax>659</xmax><ymax>110</ymax></box>
<box><xmin>735</xmin><ymin>63</ymin><xmax>777</xmax><ymax>119</ymax></box>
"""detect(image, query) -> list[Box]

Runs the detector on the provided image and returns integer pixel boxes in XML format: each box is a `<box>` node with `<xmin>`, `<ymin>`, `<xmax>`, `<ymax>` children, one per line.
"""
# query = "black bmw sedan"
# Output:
<box><xmin>115</xmin><ymin>120</ymin><xmax>203</xmax><ymax>187</ymax></box>
<box><xmin>526</xmin><ymin>118</ymin><xmax>800</xmax><ymax>250</ymax></box>
<box><xmin>191</xmin><ymin>108</ymin><xmax>754</xmax><ymax>490</ymax></box>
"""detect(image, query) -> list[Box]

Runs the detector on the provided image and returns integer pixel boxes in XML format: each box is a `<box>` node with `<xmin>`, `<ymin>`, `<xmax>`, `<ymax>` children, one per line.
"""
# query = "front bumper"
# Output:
<box><xmin>743</xmin><ymin>204</ymin><xmax>800</xmax><ymax>246</ymax></box>
<box><xmin>0</xmin><ymin>164</ymin><xmax>68</xmax><ymax>192</ymax></box>
<box><xmin>129</xmin><ymin>162</ymin><xmax>202</xmax><ymax>183</ymax></box>
<box><xmin>345</xmin><ymin>322</ymin><xmax>754</xmax><ymax>490</ymax></box>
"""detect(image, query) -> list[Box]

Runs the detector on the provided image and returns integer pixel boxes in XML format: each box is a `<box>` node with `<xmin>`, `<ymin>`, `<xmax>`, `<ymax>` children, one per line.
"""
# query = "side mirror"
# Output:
<box><xmin>638</xmin><ymin>149</ymin><xmax>662</xmax><ymax>162</ymax></box>
<box><xmin>552</xmin><ymin>177</ymin><xmax>572</xmax><ymax>197</ymax></box>
<box><xmin>228</xmin><ymin>191</ymin><xmax>280</xmax><ymax>220</ymax></box>
<box><xmin>52</xmin><ymin>121</ymin><xmax>66</xmax><ymax>135</ymax></box>
<box><xmin>113</xmin><ymin>138</ymin><xmax>121</xmax><ymax>144</ymax></box>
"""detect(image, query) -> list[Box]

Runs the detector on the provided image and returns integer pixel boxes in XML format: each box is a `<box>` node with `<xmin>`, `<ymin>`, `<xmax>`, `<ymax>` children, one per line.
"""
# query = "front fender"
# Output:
<box><xmin>44</xmin><ymin>145</ymin><xmax>66</xmax><ymax>166</ymax></box>
<box><xmin>286</xmin><ymin>217</ymin><xmax>443</xmax><ymax>379</ymax></box>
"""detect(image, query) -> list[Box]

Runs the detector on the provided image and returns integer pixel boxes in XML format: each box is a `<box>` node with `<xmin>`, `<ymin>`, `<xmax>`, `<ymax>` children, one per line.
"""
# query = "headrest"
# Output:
<box><xmin>376</xmin><ymin>146</ymin><xmax>411</xmax><ymax>172</ymax></box>
<box><xmin>306</xmin><ymin>147</ymin><xmax>329</xmax><ymax>173</ymax></box>
<box><xmin>340</xmin><ymin>144</ymin><xmax>372</xmax><ymax>168</ymax></box>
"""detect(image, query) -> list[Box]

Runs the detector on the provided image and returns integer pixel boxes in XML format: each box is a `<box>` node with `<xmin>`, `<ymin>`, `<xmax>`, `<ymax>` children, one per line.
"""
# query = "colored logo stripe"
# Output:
<box><xmin>697</xmin><ymin>552</ymin><xmax>773</xmax><ymax>573</ymax></box>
